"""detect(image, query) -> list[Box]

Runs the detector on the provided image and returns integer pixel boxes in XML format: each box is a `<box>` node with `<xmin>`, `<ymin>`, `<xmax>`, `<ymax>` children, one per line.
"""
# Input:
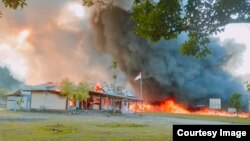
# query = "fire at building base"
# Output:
<box><xmin>130</xmin><ymin>98</ymin><xmax>249</xmax><ymax>118</ymax></box>
<box><xmin>3</xmin><ymin>82</ymin><xmax>249</xmax><ymax>118</ymax></box>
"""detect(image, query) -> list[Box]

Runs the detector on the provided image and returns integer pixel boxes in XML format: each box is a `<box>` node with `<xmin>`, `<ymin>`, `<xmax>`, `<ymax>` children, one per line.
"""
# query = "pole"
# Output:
<box><xmin>140</xmin><ymin>72</ymin><xmax>143</xmax><ymax>116</ymax></box>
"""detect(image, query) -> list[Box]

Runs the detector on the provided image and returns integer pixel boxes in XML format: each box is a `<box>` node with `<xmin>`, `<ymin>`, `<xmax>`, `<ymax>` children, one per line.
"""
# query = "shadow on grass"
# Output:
<box><xmin>38</xmin><ymin>123</ymin><xmax>78</xmax><ymax>135</ymax></box>
<box><xmin>96</xmin><ymin>122</ymin><xmax>147</xmax><ymax>128</ymax></box>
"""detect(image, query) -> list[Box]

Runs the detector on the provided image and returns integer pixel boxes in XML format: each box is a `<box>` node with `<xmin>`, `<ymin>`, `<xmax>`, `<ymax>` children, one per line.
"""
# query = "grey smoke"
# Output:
<box><xmin>0</xmin><ymin>1</ymin><xmax>248</xmax><ymax>108</ymax></box>
<box><xmin>0</xmin><ymin>67</ymin><xmax>23</xmax><ymax>89</ymax></box>
<box><xmin>89</xmin><ymin>7</ymin><xmax>248</xmax><ymax>107</ymax></box>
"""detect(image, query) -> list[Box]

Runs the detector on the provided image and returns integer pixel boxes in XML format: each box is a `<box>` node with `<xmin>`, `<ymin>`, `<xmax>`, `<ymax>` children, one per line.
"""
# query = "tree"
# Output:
<box><xmin>3</xmin><ymin>0</ymin><xmax>250</xmax><ymax>57</ymax></box>
<box><xmin>132</xmin><ymin>0</ymin><xmax>250</xmax><ymax>58</ymax></box>
<box><xmin>229</xmin><ymin>92</ymin><xmax>242</xmax><ymax>116</ymax></box>
<box><xmin>60</xmin><ymin>78</ymin><xmax>74</xmax><ymax>99</ymax></box>
<box><xmin>2</xmin><ymin>0</ymin><xmax>27</xmax><ymax>9</ymax></box>
<box><xmin>60</xmin><ymin>78</ymin><xmax>90</xmax><ymax>110</ymax></box>
<box><xmin>73</xmin><ymin>81</ymin><xmax>90</xmax><ymax>102</ymax></box>
<box><xmin>0</xmin><ymin>0</ymin><xmax>27</xmax><ymax>17</ymax></box>
<box><xmin>0</xmin><ymin>88</ymin><xmax>9</xmax><ymax>98</ymax></box>
<box><xmin>73</xmin><ymin>81</ymin><xmax>90</xmax><ymax>110</ymax></box>
<box><xmin>83</xmin><ymin>0</ymin><xmax>250</xmax><ymax>58</ymax></box>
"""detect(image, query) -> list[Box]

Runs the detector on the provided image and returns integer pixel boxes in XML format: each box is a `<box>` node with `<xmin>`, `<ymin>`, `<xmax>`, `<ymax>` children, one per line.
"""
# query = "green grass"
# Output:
<box><xmin>97</xmin><ymin>122</ymin><xmax>146</xmax><ymax>128</ymax></box>
<box><xmin>0</xmin><ymin>121</ymin><xmax>169</xmax><ymax>141</ymax></box>
<box><xmin>1</xmin><ymin>110</ymin><xmax>249</xmax><ymax>141</ymax></box>
<box><xmin>144</xmin><ymin>112</ymin><xmax>250</xmax><ymax>124</ymax></box>
<box><xmin>0</xmin><ymin>110</ymin><xmax>170</xmax><ymax>141</ymax></box>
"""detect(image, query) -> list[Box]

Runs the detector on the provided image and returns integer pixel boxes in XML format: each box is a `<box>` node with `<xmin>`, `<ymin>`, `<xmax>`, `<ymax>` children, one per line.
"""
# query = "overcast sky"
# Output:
<box><xmin>217</xmin><ymin>24</ymin><xmax>250</xmax><ymax>77</ymax></box>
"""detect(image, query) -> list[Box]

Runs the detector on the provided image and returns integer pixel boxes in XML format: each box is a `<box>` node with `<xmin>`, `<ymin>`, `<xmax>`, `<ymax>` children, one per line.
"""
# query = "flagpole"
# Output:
<box><xmin>140</xmin><ymin>72</ymin><xmax>143</xmax><ymax>116</ymax></box>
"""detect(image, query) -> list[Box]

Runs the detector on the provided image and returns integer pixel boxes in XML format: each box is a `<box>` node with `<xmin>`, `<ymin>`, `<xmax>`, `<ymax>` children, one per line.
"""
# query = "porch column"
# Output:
<box><xmin>128</xmin><ymin>99</ymin><xmax>129</xmax><ymax>110</ymax></box>
<box><xmin>99</xmin><ymin>96</ymin><xmax>102</xmax><ymax>110</ymax></box>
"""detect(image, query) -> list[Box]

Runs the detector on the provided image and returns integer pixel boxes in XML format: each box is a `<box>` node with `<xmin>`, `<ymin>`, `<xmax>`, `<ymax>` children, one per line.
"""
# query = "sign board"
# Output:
<box><xmin>209</xmin><ymin>98</ymin><xmax>221</xmax><ymax>109</ymax></box>
<box><xmin>228</xmin><ymin>107</ymin><xmax>236</xmax><ymax>113</ymax></box>
<box><xmin>249</xmin><ymin>100</ymin><xmax>250</xmax><ymax>113</ymax></box>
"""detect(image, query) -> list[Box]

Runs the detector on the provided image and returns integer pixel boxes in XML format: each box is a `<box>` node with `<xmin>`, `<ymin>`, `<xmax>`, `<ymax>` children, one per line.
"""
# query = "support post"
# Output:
<box><xmin>140</xmin><ymin>74</ymin><xmax>143</xmax><ymax>116</ymax></box>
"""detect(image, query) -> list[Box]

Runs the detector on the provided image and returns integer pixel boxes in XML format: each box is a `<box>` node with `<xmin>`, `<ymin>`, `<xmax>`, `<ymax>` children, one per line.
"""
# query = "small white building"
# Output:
<box><xmin>7</xmin><ymin>83</ymin><xmax>70</xmax><ymax>111</ymax></box>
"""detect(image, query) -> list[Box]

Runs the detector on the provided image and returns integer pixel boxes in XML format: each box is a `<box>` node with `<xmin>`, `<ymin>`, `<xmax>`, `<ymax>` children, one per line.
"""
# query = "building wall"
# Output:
<box><xmin>0</xmin><ymin>97</ymin><xmax>7</xmax><ymax>108</ymax></box>
<box><xmin>6</xmin><ymin>96</ymin><xmax>27</xmax><ymax>110</ymax></box>
<box><xmin>31</xmin><ymin>91</ymin><xmax>67</xmax><ymax>110</ymax></box>
<box><xmin>21</xmin><ymin>91</ymin><xmax>31</xmax><ymax>110</ymax></box>
<box><xmin>100</xmin><ymin>97</ymin><xmax>111</xmax><ymax>110</ymax></box>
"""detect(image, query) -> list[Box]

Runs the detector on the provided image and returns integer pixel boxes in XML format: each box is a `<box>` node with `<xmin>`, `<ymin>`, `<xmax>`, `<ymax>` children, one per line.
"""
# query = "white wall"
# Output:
<box><xmin>31</xmin><ymin>91</ymin><xmax>67</xmax><ymax>110</ymax></box>
<box><xmin>21</xmin><ymin>91</ymin><xmax>31</xmax><ymax>110</ymax></box>
<box><xmin>0</xmin><ymin>97</ymin><xmax>7</xmax><ymax>108</ymax></box>
<box><xmin>7</xmin><ymin>96</ymin><xmax>27</xmax><ymax>110</ymax></box>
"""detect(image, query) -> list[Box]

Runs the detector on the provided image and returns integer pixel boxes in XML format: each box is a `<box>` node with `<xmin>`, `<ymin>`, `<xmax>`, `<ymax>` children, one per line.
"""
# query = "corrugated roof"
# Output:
<box><xmin>91</xmin><ymin>82</ymin><xmax>141</xmax><ymax>100</ymax></box>
<box><xmin>90</xmin><ymin>91</ymin><xmax>142</xmax><ymax>101</ymax></box>
<box><xmin>22</xmin><ymin>82</ymin><xmax>59</xmax><ymax>92</ymax></box>
<box><xmin>10</xmin><ymin>82</ymin><xmax>142</xmax><ymax>100</ymax></box>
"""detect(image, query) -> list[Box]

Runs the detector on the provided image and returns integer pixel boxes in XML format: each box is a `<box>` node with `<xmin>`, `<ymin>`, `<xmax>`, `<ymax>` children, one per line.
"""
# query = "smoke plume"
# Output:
<box><xmin>89</xmin><ymin>6</ymin><xmax>248</xmax><ymax>107</ymax></box>
<box><xmin>0</xmin><ymin>67</ymin><xmax>23</xmax><ymax>89</ymax></box>
<box><xmin>0</xmin><ymin>1</ymin><xmax>248</xmax><ymax>107</ymax></box>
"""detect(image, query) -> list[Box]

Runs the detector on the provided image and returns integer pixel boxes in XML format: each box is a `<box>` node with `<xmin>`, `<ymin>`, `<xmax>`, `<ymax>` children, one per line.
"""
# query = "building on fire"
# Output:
<box><xmin>6</xmin><ymin>82</ymin><xmax>142</xmax><ymax>113</ymax></box>
<box><xmin>85</xmin><ymin>82</ymin><xmax>142</xmax><ymax>112</ymax></box>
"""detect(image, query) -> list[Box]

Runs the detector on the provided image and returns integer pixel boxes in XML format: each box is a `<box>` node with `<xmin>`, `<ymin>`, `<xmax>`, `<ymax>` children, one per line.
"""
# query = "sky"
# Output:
<box><xmin>0</xmin><ymin>0</ymin><xmax>250</xmax><ymax>86</ymax></box>
<box><xmin>217</xmin><ymin>24</ymin><xmax>250</xmax><ymax>77</ymax></box>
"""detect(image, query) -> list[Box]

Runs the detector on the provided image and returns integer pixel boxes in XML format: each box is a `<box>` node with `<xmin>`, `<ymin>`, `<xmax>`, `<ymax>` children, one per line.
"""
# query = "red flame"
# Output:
<box><xmin>130</xmin><ymin>98</ymin><xmax>249</xmax><ymax>118</ymax></box>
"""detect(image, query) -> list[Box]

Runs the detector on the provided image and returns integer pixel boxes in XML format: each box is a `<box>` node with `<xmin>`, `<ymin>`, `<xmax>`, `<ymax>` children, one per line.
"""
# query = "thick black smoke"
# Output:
<box><xmin>89</xmin><ymin>6</ymin><xmax>247</xmax><ymax>107</ymax></box>
<box><xmin>0</xmin><ymin>67</ymin><xmax>23</xmax><ymax>89</ymax></box>
<box><xmin>0</xmin><ymin>1</ymin><xmax>247</xmax><ymax>108</ymax></box>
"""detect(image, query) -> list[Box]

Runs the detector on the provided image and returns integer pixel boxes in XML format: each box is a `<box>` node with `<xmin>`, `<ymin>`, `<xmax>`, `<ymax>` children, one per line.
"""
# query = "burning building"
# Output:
<box><xmin>89</xmin><ymin>5</ymin><xmax>249</xmax><ymax>110</ymax></box>
<box><xmin>6</xmin><ymin>82</ymin><xmax>141</xmax><ymax>113</ymax></box>
<box><xmin>1</xmin><ymin>1</ymin><xmax>249</xmax><ymax>116</ymax></box>
<box><xmin>85</xmin><ymin>82</ymin><xmax>141</xmax><ymax>113</ymax></box>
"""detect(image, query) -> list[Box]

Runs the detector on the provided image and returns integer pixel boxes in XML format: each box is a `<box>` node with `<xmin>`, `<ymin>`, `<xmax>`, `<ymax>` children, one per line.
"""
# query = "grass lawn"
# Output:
<box><xmin>0</xmin><ymin>110</ymin><xmax>171</xmax><ymax>141</ymax></box>
<box><xmin>0</xmin><ymin>110</ymin><xmax>249</xmax><ymax>141</ymax></box>
<box><xmin>144</xmin><ymin>112</ymin><xmax>250</xmax><ymax>124</ymax></box>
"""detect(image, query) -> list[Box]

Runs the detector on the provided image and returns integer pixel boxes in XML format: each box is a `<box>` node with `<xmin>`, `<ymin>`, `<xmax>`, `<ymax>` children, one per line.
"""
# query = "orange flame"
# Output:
<box><xmin>94</xmin><ymin>82</ymin><xmax>104</xmax><ymax>92</ymax></box>
<box><xmin>130</xmin><ymin>98</ymin><xmax>249</xmax><ymax>118</ymax></box>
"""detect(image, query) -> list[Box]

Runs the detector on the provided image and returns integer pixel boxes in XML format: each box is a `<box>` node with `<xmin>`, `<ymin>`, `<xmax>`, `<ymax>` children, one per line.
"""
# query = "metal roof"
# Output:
<box><xmin>9</xmin><ymin>82</ymin><xmax>142</xmax><ymax>101</ymax></box>
<box><xmin>89</xmin><ymin>91</ymin><xmax>143</xmax><ymax>101</ymax></box>
<box><xmin>22</xmin><ymin>82</ymin><xmax>59</xmax><ymax>92</ymax></box>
